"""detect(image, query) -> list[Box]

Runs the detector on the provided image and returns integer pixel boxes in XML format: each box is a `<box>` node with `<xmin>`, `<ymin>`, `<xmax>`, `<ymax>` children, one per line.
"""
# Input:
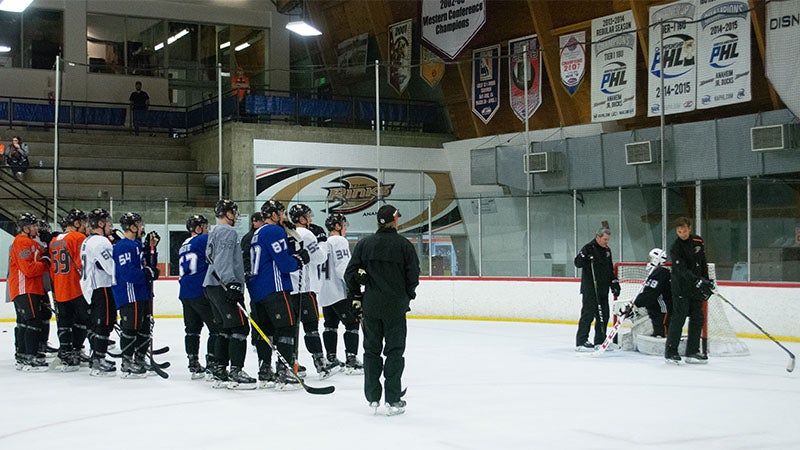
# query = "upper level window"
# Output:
<box><xmin>0</xmin><ymin>8</ymin><xmax>63</xmax><ymax>69</ymax></box>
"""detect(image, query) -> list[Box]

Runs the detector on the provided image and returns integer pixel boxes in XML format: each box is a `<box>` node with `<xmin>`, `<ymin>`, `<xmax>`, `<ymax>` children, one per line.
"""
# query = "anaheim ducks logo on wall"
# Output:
<box><xmin>324</xmin><ymin>173</ymin><xmax>395</xmax><ymax>214</ymax></box>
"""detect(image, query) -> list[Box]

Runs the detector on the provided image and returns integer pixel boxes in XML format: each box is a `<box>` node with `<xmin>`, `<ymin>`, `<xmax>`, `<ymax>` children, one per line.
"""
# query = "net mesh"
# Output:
<box><xmin>615</xmin><ymin>262</ymin><xmax>749</xmax><ymax>357</ymax></box>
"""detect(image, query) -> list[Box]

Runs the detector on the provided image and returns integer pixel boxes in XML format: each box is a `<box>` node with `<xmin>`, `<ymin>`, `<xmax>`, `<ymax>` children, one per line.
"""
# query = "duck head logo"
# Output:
<box><xmin>324</xmin><ymin>173</ymin><xmax>395</xmax><ymax>214</ymax></box>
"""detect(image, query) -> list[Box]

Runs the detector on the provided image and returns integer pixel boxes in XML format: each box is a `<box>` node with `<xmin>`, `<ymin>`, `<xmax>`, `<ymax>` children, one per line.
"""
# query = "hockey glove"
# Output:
<box><xmin>293</xmin><ymin>248</ymin><xmax>310</xmax><ymax>266</ymax></box>
<box><xmin>357</xmin><ymin>268</ymin><xmax>369</xmax><ymax>286</ymax></box>
<box><xmin>610</xmin><ymin>279</ymin><xmax>621</xmax><ymax>297</ymax></box>
<box><xmin>695</xmin><ymin>278</ymin><xmax>715</xmax><ymax>300</ymax></box>
<box><xmin>351</xmin><ymin>294</ymin><xmax>363</xmax><ymax>320</ymax></box>
<box><xmin>616</xmin><ymin>302</ymin><xmax>633</xmax><ymax>318</ymax></box>
<box><xmin>225</xmin><ymin>282</ymin><xmax>245</xmax><ymax>304</ymax></box>
<box><xmin>144</xmin><ymin>266</ymin><xmax>160</xmax><ymax>282</ymax></box>
<box><xmin>146</xmin><ymin>230</ymin><xmax>161</xmax><ymax>248</ymax></box>
<box><xmin>308</xmin><ymin>223</ymin><xmax>327</xmax><ymax>242</ymax></box>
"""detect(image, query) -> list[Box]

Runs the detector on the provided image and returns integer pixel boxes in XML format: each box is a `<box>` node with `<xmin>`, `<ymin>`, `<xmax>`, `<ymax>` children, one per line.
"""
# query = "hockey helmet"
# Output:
<box><xmin>186</xmin><ymin>214</ymin><xmax>209</xmax><ymax>232</ymax></box>
<box><xmin>260</xmin><ymin>200</ymin><xmax>285</xmax><ymax>218</ymax></box>
<box><xmin>88</xmin><ymin>208</ymin><xmax>111</xmax><ymax>228</ymax></box>
<box><xmin>17</xmin><ymin>212</ymin><xmax>38</xmax><ymax>229</ymax></box>
<box><xmin>65</xmin><ymin>208</ymin><xmax>88</xmax><ymax>226</ymax></box>
<box><xmin>324</xmin><ymin>213</ymin><xmax>347</xmax><ymax>231</ymax></box>
<box><xmin>120</xmin><ymin>212</ymin><xmax>143</xmax><ymax>230</ymax></box>
<box><xmin>648</xmin><ymin>248</ymin><xmax>667</xmax><ymax>267</ymax></box>
<box><xmin>288</xmin><ymin>204</ymin><xmax>313</xmax><ymax>224</ymax></box>
<box><xmin>214</xmin><ymin>199</ymin><xmax>239</xmax><ymax>219</ymax></box>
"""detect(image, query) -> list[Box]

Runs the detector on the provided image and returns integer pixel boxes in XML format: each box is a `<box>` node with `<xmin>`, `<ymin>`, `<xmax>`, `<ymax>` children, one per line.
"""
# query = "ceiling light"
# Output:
<box><xmin>0</xmin><ymin>0</ymin><xmax>33</xmax><ymax>12</ymax></box>
<box><xmin>167</xmin><ymin>29</ymin><xmax>189</xmax><ymax>45</ymax></box>
<box><xmin>0</xmin><ymin>45</ymin><xmax>10</xmax><ymax>53</ymax></box>
<box><xmin>154</xmin><ymin>42</ymin><xmax>165</xmax><ymax>51</ymax></box>
<box><xmin>234</xmin><ymin>42</ymin><xmax>250</xmax><ymax>52</ymax></box>
<box><xmin>219</xmin><ymin>41</ymin><xmax>231</xmax><ymax>49</ymax></box>
<box><xmin>286</xmin><ymin>20</ymin><xmax>321</xmax><ymax>37</ymax></box>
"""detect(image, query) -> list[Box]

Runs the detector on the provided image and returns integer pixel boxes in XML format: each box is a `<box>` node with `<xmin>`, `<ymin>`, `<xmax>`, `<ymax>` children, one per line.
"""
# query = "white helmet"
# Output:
<box><xmin>648</xmin><ymin>248</ymin><xmax>667</xmax><ymax>267</ymax></box>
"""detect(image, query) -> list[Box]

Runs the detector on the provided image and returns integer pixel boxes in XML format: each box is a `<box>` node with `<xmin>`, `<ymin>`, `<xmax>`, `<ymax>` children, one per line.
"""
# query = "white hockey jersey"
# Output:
<box><xmin>317</xmin><ymin>235</ymin><xmax>350</xmax><ymax>308</ymax></box>
<box><xmin>290</xmin><ymin>226</ymin><xmax>328</xmax><ymax>294</ymax></box>
<box><xmin>79</xmin><ymin>234</ymin><xmax>115</xmax><ymax>302</ymax></box>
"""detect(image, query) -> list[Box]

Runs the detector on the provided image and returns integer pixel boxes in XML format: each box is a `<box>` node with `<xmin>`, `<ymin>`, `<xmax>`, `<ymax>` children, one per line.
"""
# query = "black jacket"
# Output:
<box><xmin>633</xmin><ymin>266</ymin><xmax>671</xmax><ymax>310</ymax></box>
<box><xmin>669</xmin><ymin>234</ymin><xmax>708</xmax><ymax>299</ymax></box>
<box><xmin>345</xmin><ymin>227</ymin><xmax>420</xmax><ymax>318</ymax></box>
<box><xmin>574</xmin><ymin>239</ymin><xmax>615</xmax><ymax>296</ymax></box>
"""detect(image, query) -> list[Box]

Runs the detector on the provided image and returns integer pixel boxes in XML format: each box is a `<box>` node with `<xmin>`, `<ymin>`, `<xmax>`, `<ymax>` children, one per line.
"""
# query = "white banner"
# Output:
<box><xmin>696</xmin><ymin>0</ymin><xmax>751</xmax><ymax>110</ymax></box>
<box><xmin>647</xmin><ymin>1</ymin><xmax>697</xmax><ymax>117</ymax></box>
<box><xmin>766</xmin><ymin>0</ymin><xmax>800</xmax><ymax>117</ymax></box>
<box><xmin>337</xmin><ymin>33</ymin><xmax>370</xmax><ymax>78</ymax></box>
<box><xmin>420</xmin><ymin>0</ymin><xmax>486</xmax><ymax>59</ymax></box>
<box><xmin>559</xmin><ymin>31</ymin><xmax>586</xmax><ymax>95</ymax></box>
<box><xmin>508</xmin><ymin>35</ymin><xmax>542</xmax><ymax>121</ymax></box>
<box><xmin>388</xmin><ymin>19</ymin><xmax>413</xmax><ymax>94</ymax></box>
<box><xmin>591</xmin><ymin>10</ymin><xmax>637</xmax><ymax>122</ymax></box>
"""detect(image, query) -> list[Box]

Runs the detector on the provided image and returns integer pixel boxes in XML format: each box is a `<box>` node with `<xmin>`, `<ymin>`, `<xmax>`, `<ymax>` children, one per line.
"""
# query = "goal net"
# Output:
<box><xmin>614</xmin><ymin>262</ymin><xmax>749</xmax><ymax>357</ymax></box>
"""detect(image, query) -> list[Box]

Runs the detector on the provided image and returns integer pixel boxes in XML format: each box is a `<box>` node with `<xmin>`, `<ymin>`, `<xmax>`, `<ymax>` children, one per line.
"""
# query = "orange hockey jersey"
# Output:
<box><xmin>8</xmin><ymin>234</ymin><xmax>49</xmax><ymax>299</ymax></box>
<box><xmin>49</xmin><ymin>231</ymin><xmax>86</xmax><ymax>302</ymax></box>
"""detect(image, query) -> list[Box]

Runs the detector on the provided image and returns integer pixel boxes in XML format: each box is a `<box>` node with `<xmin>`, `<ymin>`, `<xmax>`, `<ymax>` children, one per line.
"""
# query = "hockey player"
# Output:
<box><xmin>318</xmin><ymin>213</ymin><xmax>363</xmax><ymax>374</ymax></box>
<box><xmin>34</xmin><ymin>219</ymin><xmax>57</xmax><ymax>357</ymax></box>
<box><xmin>203</xmin><ymin>200</ymin><xmax>256</xmax><ymax>389</ymax></box>
<box><xmin>573</xmin><ymin>228</ymin><xmax>621</xmax><ymax>351</ymax></box>
<box><xmin>288</xmin><ymin>203</ymin><xmax>337</xmax><ymax>379</ymax></box>
<box><xmin>345</xmin><ymin>205</ymin><xmax>420</xmax><ymax>415</ymax></box>
<box><xmin>79</xmin><ymin>208</ymin><xmax>118</xmax><ymax>376</ymax></box>
<box><xmin>178</xmin><ymin>214</ymin><xmax>221</xmax><ymax>380</ymax></box>
<box><xmin>112</xmin><ymin>212</ymin><xmax>159</xmax><ymax>378</ymax></box>
<box><xmin>247</xmin><ymin>200</ymin><xmax>308</xmax><ymax>389</ymax></box>
<box><xmin>9</xmin><ymin>213</ymin><xmax>50</xmax><ymax>371</ymax></box>
<box><xmin>619</xmin><ymin>248</ymin><xmax>672</xmax><ymax>338</ymax></box>
<box><xmin>49</xmin><ymin>208</ymin><xmax>89</xmax><ymax>370</ymax></box>
<box><xmin>666</xmin><ymin>217</ymin><xmax>714</xmax><ymax>365</ymax></box>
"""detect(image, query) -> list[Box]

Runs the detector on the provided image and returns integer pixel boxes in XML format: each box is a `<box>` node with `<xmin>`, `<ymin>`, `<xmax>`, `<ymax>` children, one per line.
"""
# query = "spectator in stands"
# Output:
<box><xmin>231</xmin><ymin>66</ymin><xmax>250</xmax><ymax>117</ymax></box>
<box><xmin>129</xmin><ymin>81</ymin><xmax>150</xmax><ymax>135</ymax></box>
<box><xmin>5</xmin><ymin>136</ymin><xmax>30</xmax><ymax>179</ymax></box>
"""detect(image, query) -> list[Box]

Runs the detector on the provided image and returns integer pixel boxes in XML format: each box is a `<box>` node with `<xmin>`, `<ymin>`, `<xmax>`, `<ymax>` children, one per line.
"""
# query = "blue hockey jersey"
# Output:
<box><xmin>178</xmin><ymin>234</ymin><xmax>209</xmax><ymax>300</ymax></box>
<box><xmin>247</xmin><ymin>223</ymin><xmax>298</xmax><ymax>302</ymax></box>
<box><xmin>112</xmin><ymin>237</ymin><xmax>150</xmax><ymax>307</ymax></box>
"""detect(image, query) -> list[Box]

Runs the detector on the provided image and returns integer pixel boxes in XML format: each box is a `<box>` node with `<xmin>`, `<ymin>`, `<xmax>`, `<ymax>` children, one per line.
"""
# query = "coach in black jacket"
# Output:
<box><xmin>573</xmin><ymin>228</ymin><xmax>620</xmax><ymax>351</ymax></box>
<box><xmin>345</xmin><ymin>204</ymin><xmax>420</xmax><ymax>412</ymax></box>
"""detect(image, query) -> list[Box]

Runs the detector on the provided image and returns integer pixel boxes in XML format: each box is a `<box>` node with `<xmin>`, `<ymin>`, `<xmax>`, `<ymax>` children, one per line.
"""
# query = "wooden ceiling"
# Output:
<box><xmin>304</xmin><ymin>0</ymin><xmax>781</xmax><ymax>140</ymax></box>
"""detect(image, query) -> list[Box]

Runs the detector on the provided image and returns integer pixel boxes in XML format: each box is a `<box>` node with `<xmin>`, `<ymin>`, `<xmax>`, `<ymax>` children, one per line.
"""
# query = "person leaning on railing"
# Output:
<box><xmin>4</xmin><ymin>136</ymin><xmax>30</xmax><ymax>180</ymax></box>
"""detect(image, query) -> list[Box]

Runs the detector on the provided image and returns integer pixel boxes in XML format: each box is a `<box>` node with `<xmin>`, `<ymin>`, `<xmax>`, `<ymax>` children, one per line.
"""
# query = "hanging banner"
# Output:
<box><xmin>421</xmin><ymin>0</ymin><xmax>486</xmax><ymax>60</ymax></box>
<box><xmin>591</xmin><ymin>10</ymin><xmax>637</xmax><ymax>122</ymax></box>
<box><xmin>336</xmin><ymin>33</ymin><xmax>370</xmax><ymax>78</ymax></box>
<box><xmin>388</xmin><ymin>19</ymin><xmax>413</xmax><ymax>94</ymax></box>
<box><xmin>508</xmin><ymin>35</ymin><xmax>542</xmax><ymax>122</ymax></box>
<box><xmin>766</xmin><ymin>0</ymin><xmax>800</xmax><ymax>117</ymax></box>
<box><xmin>647</xmin><ymin>1</ymin><xmax>697</xmax><ymax>117</ymax></box>
<box><xmin>421</xmin><ymin>45</ymin><xmax>445</xmax><ymax>87</ymax></box>
<box><xmin>696</xmin><ymin>0</ymin><xmax>751</xmax><ymax>110</ymax></box>
<box><xmin>471</xmin><ymin>44</ymin><xmax>500</xmax><ymax>124</ymax></box>
<box><xmin>559</xmin><ymin>31</ymin><xmax>586</xmax><ymax>95</ymax></box>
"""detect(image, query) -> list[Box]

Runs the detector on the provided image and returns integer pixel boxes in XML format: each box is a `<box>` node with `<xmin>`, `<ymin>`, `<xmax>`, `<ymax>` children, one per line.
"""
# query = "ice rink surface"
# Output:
<box><xmin>0</xmin><ymin>318</ymin><xmax>798</xmax><ymax>450</ymax></box>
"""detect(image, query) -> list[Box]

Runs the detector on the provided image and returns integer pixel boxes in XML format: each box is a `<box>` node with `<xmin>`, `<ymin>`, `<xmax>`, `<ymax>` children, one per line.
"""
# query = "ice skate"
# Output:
<box><xmin>120</xmin><ymin>357</ymin><xmax>147</xmax><ymax>379</ymax></box>
<box><xmin>685</xmin><ymin>353</ymin><xmax>709</xmax><ymax>364</ymax></box>
<box><xmin>275</xmin><ymin>366</ymin><xmax>301</xmax><ymax>391</ymax></box>
<box><xmin>257</xmin><ymin>361</ymin><xmax>276</xmax><ymax>389</ymax></box>
<box><xmin>345</xmin><ymin>353</ymin><xmax>364</xmax><ymax>375</ymax></box>
<box><xmin>188</xmin><ymin>356</ymin><xmax>205</xmax><ymax>380</ymax></box>
<box><xmin>89</xmin><ymin>357</ymin><xmax>117</xmax><ymax>377</ymax></box>
<box><xmin>227</xmin><ymin>366</ymin><xmax>257</xmax><ymax>390</ymax></box>
<box><xmin>385</xmin><ymin>400</ymin><xmax>406</xmax><ymax>416</ymax></box>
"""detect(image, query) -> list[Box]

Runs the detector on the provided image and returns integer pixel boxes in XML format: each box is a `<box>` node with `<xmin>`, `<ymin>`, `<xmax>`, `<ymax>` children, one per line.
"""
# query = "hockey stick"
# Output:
<box><xmin>146</xmin><ymin>316</ymin><xmax>169</xmax><ymax>378</ymax></box>
<box><xmin>108</xmin><ymin>324</ymin><xmax>169</xmax><ymax>358</ymax></box>
<box><xmin>589</xmin><ymin>256</ymin><xmax>604</xmax><ymax>330</ymax></box>
<box><xmin>713</xmin><ymin>290</ymin><xmax>795</xmax><ymax>373</ymax></box>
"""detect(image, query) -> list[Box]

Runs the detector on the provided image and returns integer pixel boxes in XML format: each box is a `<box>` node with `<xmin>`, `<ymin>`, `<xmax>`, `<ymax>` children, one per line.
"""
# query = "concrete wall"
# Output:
<box><xmin>2</xmin><ymin>278</ymin><xmax>797</xmax><ymax>340</ymax></box>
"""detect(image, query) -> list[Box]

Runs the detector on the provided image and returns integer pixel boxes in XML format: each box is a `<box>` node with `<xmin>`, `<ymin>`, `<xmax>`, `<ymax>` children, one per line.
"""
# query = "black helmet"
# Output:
<box><xmin>17</xmin><ymin>212</ymin><xmax>38</xmax><ymax>229</ymax></box>
<box><xmin>324</xmin><ymin>213</ymin><xmax>347</xmax><ymax>231</ymax></box>
<box><xmin>119</xmin><ymin>212</ymin><xmax>143</xmax><ymax>230</ymax></box>
<box><xmin>214</xmin><ymin>199</ymin><xmax>238</xmax><ymax>218</ymax></box>
<box><xmin>186</xmin><ymin>214</ymin><xmax>208</xmax><ymax>232</ymax></box>
<box><xmin>65</xmin><ymin>208</ymin><xmax>87</xmax><ymax>225</ymax></box>
<box><xmin>260</xmin><ymin>200</ymin><xmax>285</xmax><ymax>218</ymax></box>
<box><xmin>36</xmin><ymin>219</ymin><xmax>51</xmax><ymax>234</ymax></box>
<box><xmin>288</xmin><ymin>204</ymin><xmax>312</xmax><ymax>224</ymax></box>
<box><xmin>87</xmin><ymin>208</ymin><xmax>111</xmax><ymax>228</ymax></box>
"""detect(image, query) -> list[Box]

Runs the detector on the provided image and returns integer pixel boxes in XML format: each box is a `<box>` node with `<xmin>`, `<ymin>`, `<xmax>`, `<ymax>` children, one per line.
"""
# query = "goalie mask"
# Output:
<box><xmin>648</xmin><ymin>248</ymin><xmax>667</xmax><ymax>267</ymax></box>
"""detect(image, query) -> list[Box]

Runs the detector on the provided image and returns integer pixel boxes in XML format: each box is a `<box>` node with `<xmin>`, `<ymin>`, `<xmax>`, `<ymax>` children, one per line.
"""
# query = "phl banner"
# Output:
<box><xmin>696</xmin><ymin>0</ymin><xmax>751</xmax><ymax>110</ymax></box>
<box><xmin>388</xmin><ymin>19</ymin><xmax>413</xmax><ymax>94</ymax></box>
<box><xmin>421</xmin><ymin>0</ymin><xmax>486</xmax><ymax>59</ymax></box>
<box><xmin>421</xmin><ymin>45</ymin><xmax>445</xmax><ymax>87</ymax></box>
<box><xmin>766</xmin><ymin>0</ymin><xmax>800</xmax><ymax>117</ymax></box>
<box><xmin>647</xmin><ymin>1</ymin><xmax>697</xmax><ymax>117</ymax></box>
<box><xmin>472</xmin><ymin>44</ymin><xmax>500</xmax><ymax>124</ymax></box>
<box><xmin>591</xmin><ymin>10</ymin><xmax>637</xmax><ymax>122</ymax></box>
<box><xmin>559</xmin><ymin>31</ymin><xmax>586</xmax><ymax>95</ymax></box>
<box><xmin>508</xmin><ymin>35</ymin><xmax>542</xmax><ymax>122</ymax></box>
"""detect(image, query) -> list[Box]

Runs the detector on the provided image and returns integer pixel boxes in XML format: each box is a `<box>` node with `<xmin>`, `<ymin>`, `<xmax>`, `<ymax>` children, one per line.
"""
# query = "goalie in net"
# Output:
<box><xmin>615</xmin><ymin>251</ymin><xmax>749</xmax><ymax>358</ymax></box>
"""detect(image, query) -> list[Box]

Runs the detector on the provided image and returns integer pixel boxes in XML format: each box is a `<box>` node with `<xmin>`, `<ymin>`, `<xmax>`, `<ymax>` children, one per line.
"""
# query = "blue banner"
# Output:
<box><xmin>472</xmin><ymin>44</ymin><xmax>500</xmax><ymax>124</ymax></box>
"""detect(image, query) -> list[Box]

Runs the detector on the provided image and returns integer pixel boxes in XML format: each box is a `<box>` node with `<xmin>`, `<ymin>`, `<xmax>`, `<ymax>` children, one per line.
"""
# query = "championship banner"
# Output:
<box><xmin>766</xmin><ymin>0</ymin><xmax>800</xmax><ymax>117</ymax></box>
<box><xmin>508</xmin><ymin>35</ymin><xmax>542</xmax><ymax>122</ymax></box>
<box><xmin>421</xmin><ymin>45</ymin><xmax>445</xmax><ymax>87</ymax></box>
<box><xmin>647</xmin><ymin>1</ymin><xmax>697</xmax><ymax>117</ymax></box>
<box><xmin>696</xmin><ymin>0</ymin><xmax>751</xmax><ymax>110</ymax></box>
<box><xmin>591</xmin><ymin>10</ymin><xmax>637</xmax><ymax>122</ymax></box>
<box><xmin>472</xmin><ymin>44</ymin><xmax>500</xmax><ymax>124</ymax></box>
<box><xmin>559</xmin><ymin>31</ymin><xmax>586</xmax><ymax>95</ymax></box>
<box><xmin>388</xmin><ymin>19</ymin><xmax>413</xmax><ymax>94</ymax></box>
<box><xmin>421</xmin><ymin>0</ymin><xmax>486</xmax><ymax>59</ymax></box>
<box><xmin>337</xmin><ymin>33</ymin><xmax>370</xmax><ymax>78</ymax></box>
